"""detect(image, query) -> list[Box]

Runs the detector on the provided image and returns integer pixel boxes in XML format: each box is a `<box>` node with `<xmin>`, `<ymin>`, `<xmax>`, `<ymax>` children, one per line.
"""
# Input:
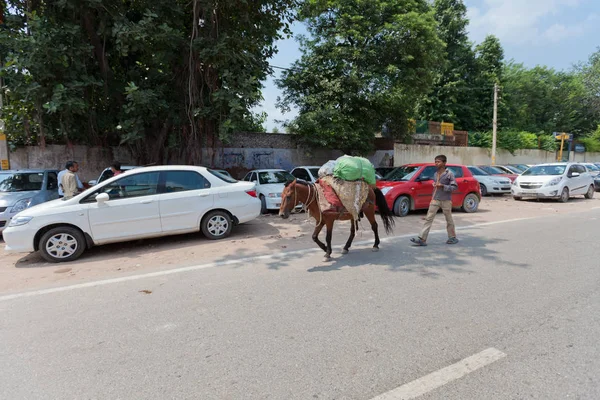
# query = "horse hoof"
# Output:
<box><xmin>372</xmin><ymin>247</ymin><xmax>379</xmax><ymax>252</ymax></box>
<box><xmin>341</xmin><ymin>249</ymin><xmax>349</xmax><ymax>255</ymax></box>
<box><xmin>324</xmin><ymin>256</ymin><xmax>332</xmax><ymax>262</ymax></box>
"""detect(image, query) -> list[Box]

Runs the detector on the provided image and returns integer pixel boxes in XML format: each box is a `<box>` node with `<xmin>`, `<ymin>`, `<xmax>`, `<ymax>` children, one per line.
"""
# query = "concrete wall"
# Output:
<box><xmin>394</xmin><ymin>144</ymin><xmax>600</xmax><ymax>166</ymax></box>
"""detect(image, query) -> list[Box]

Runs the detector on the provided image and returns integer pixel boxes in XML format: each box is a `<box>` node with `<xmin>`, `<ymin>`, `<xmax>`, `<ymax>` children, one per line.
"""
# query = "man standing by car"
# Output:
<box><xmin>60</xmin><ymin>161</ymin><xmax>80</xmax><ymax>199</ymax></box>
<box><xmin>411</xmin><ymin>155</ymin><xmax>459</xmax><ymax>246</ymax></box>
<box><xmin>58</xmin><ymin>161</ymin><xmax>85</xmax><ymax>198</ymax></box>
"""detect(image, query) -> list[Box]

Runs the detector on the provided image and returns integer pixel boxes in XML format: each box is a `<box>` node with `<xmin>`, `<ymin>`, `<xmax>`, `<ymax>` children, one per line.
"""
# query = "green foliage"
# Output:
<box><xmin>277</xmin><ymin>0</ymin><xmax>444</xmax><ymax>154</ymax></box>
<box><xmin>0</xmin><ymin>0</ymin><xmax>297</xmax><ymax>164</ymax></box>
<box><xmin>469</xmin><ymin>130</ymin><xmax>558</xmax><ymax>154</ymax></box>
<box><xmin>579</xmin><ymin>125</ymin><xmax>600</xmax><ymax>152</ymax></box>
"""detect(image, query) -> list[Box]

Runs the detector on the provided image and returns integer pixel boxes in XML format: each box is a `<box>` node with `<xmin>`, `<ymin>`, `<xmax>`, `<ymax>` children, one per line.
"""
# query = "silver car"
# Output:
<box><xmin>0</xmin><ymin>169</ymin><xmax>60</xmax><ymax>233</ymax></box>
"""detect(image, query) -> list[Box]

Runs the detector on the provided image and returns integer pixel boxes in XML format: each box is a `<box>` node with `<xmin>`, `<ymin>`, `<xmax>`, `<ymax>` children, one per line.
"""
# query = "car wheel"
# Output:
<box><xmin>584</xmin><ymin>185</ymin><xmax>594</xmax><ymax>199</ymax></box>
<box><xmin>202</xmin><ymin>211</ymin><xmax>233</xmax><ymax>240</ymax></box>
<box><xmin>480</xmin><ymin>183</ymin><xmax>488</xmax><ymax>196</ymax></box>
<box><xmin>39</xmin><ymin>226</ymin><xmax>86</xmax><ymax>263</ymax></box>
<box><xmin>513</xmin><ymin>196</ymin><xmax>522</xmax><ymax>201</ymax></box>
<box><xmin>462</xmin><ymin>193</ymin><xmax>479</xmax><ymax>213</ymax></box>
<box><xmin>259</xmin><ymin>195</ymin><xmax>268</xmax><ymax>214</ymax></box>
<box><xmin>559</xmin><ymin>187</ymin><xmax>569</xmax><ymax>203</ymax></box>
<box><xmin>393</xmin><ymin>196</ymin><xmax>410</xmax><ymax>217</ymax></box>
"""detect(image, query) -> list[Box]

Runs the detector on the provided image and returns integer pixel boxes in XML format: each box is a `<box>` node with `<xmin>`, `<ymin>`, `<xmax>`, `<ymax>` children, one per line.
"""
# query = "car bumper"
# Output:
<box><xmin>264</xmin><ymin>197</ymin><xmax>302</xmax><ymax>210</ymax></box>
<box><xmin>487</xmin><ymin>186</ymin><xmax>512</xmax><ymax>194</ymax></box>
<box><xmin>511</xmin><ymin>186</ymin><xmax>561</xmax><ymax>198</ymax></box>
<box><xmin>0</xmin><ymin>210</ymin><xmax>19</xmax><ymax>234</ymax></box>
<box><xmin>2</xmin><ymin>224</ymin><xmax>36</xmax><ymax>253</ymax></box>
<box><xmin>235</xmin><ymin>201</ymin><xmax>262</xmax><ymax>224</ymax></box>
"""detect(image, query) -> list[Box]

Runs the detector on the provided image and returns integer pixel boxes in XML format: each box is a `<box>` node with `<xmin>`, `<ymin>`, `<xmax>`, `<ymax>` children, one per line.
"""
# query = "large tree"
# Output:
<box><xmin>417</xmin><ymin>0</ymin><xmax>477</xmax><ymax>130</ymax></box>
<box><xmin>0</xmin><ymin>0</ymin><xmax>297</xmax><ymax>164</ymax></box>
<box><xmin>471</xmin><ymin>34</ymin><xmax>504</xmax><ymax>131</ymax></box>
<box><xmin>277</xmin><ymin>0</ymin><xmax>444</xmax><ymax>154</ymax></box>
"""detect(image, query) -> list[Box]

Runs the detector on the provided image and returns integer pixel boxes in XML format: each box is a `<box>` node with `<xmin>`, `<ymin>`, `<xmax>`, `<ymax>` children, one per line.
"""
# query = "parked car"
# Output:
<box><xmin>290</xmin><ymin>166</ymin><xmax>321</xmax><ymax>183</ymax></box>
<box><xmin>467</xmin><ymin>166</ymin><xmax>512</xmax><ymax>196</ymax></box>
<box><xmin>582</xmin><ymin>163</ymin><xmax>600</xmax><ymax>178</ymax></box>
<box><xmin>242</xmin><ymin>169</ymin><xmax>296</xmax><ymax>213</ymax></box>
<box><xmin>477</xmin><ymin>165</ymin><xmax>519</xmax><ymax>182</ymax></box>
<box><xmin>511</xmin><ymin>163</ymin><xmax>595</xmax><ymax>202</ymax></box>
<box><xmin>2</xmin><ymin>166</ymin><xmax>261</xmax><ymax>262</ymax></box>
<box><xmin>0</xmin><ymin>169</ymin><xmax>60</xmax><ymax>234</ymax></box>
<box><xmin>376</xmin><ymin>163</ymin><xmax>481</xmax><ymax>217</ymax></box>
<box><xmin>213</xmin><ymin>169</ymin><xmax>234</xmax><ymax>179</ymax></box>
<box><xmin>497</xmin><ymin>165</ymin><xmax>524</xmax><ymax>175</ymax></box>
<box><xmin>88</xmin><ymin>165</ymin><xmax>139</xmax><ymax>186</ymax></box>
<box><xmin>508</xmin><ymin>164</ymin><xmax>531</xmax><ymax>173</ymax></box>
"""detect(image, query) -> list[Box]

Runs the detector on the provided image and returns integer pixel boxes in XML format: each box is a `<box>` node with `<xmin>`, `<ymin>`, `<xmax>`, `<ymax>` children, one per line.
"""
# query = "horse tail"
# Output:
<box><xmin>374</xmin><ymin>187</ymin><xmax>395</xmax><ymax>234</ymax></box>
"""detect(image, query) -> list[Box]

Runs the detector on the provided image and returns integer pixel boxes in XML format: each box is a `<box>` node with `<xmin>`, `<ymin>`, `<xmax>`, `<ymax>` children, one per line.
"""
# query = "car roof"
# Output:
<box><xmin>114</xmin><ymin>165</ymin><xmax>209</xmax><ymax>173</ymax></box>
<box><xmin>294</xmin><ymin>166</ymin><xmax>321</xmax><ymax>169</ymax></box>
<box><xmin>403</xmin><ymin>163</ymin><xmax>465</xmax><ymax>167</ymax></box>
<box><xmin>0</xmin><ymin>169</ymin><xmax>57</xmax><ymax>173</ymax></box>
<box><xmin>249</xmin><ymin>169</ymin><xmax>288</xmax><ymax>172</ymax></box>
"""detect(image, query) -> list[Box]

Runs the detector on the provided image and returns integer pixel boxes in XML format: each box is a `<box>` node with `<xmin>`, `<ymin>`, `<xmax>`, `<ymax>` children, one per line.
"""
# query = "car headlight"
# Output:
<box><xmin>8</xmin><ymin>216</ymin><xmax>33</xmax><ymax>227</ymax></box>
<box><xmin>267</xmin><ymin>193</ymin><xmax>281</xmax><ymax>198</ymax></box>
<box><xmin>546</xmin><ymin>177</ymin><xmax>562</xmax><ymax>187</ymax></box>
<box><xmin>512</xmin><ymin>180</ymin><xmax>518</xmax><ymax>186</ymax></box>
<box><xmin>11</xmin><ymin>198</ymin><xmax>33</xmax><ymax>213</ymax></box>
<box><xmin>381</xmin><ymin>187</ymin><xmax>392</xmax><ymax>195</ymax></box>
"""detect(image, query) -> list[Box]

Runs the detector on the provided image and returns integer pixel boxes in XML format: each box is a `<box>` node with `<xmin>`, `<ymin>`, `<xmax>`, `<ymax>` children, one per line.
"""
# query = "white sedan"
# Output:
<box><xmin>3</xmin><ymin>166</ymin><xmax>261</xmax><ymax>262</ymax></box>
<box><xmin>242</xmin><ymin>169</ymin><xmax>296</xmax><ymax>213</ymax></box>
<box><xmin>467</xmin><ymin>166</ymin><xmax>512</xmax><ymax>196</ymax></box>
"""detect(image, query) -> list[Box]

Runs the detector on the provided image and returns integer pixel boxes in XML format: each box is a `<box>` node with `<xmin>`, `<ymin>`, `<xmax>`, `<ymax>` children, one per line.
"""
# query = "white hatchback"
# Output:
<box><xmin>3</xmin><ymin>166</ymin><xmax>261</xmax><ymax>262</ymax></box>
<box><xmin>467</xmin><ymin>166</ymin><xmax>512</xmax><ymax>196</ymax></box>
<box><xmin>512</xmin><ymin>163</ymin><xmax>595</xmax><ymax>202</ymax></box>
<box><xmin>242</xmin><ymin>169</ymin><xmax>296</xmax><ymax>213</ymax></box>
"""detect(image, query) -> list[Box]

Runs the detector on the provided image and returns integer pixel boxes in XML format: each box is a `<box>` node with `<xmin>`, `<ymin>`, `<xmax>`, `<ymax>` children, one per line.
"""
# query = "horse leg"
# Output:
<box><xmin>324</xmin><ymin>219</ymin><xmax>334</xmax><ymax>260</ymax></box>
<box><xmin>365</xmin><ymin>207</ymin><xmax>380</xmax><ymax>251</ymax></box>
<box><xmin>342</xmin><ymin>218</ymin><xmax>356</xmax><ymax>254</ymax></box>
<box><xmin>312</xmin><ymin>222</ymin><xmax>327</xmax><ymax>253</ymax></box>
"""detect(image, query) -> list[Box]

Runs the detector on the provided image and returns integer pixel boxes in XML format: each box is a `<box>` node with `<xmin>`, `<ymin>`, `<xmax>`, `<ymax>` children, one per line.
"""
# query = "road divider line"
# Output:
<box><xmin>370</xmin><ymin>347</ymin><xmax>507</xmax><ymax>400</ymax></box>
<box><xmin>0</xmin><ymin>216</ymin><xmax>563</xmax><ymax>302</ymax></box>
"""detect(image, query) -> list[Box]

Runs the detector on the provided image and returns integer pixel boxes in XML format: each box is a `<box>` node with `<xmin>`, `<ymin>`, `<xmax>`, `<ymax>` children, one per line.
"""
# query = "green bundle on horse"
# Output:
<box><xmin>278</xmin><ymin>179</ymin><xmax>395</xmax><ymax>260</ymax></box>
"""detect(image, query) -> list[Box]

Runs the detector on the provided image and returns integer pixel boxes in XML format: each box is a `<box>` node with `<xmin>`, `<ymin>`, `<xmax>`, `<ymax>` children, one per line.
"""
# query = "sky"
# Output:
<box><xmin>254</xmin><ymin>0</ymin><xmax>600</xmax><ymax>132</ymax></box>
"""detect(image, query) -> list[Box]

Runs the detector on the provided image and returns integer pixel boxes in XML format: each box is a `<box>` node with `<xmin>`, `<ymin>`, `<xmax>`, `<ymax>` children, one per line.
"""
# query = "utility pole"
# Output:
<box><xmin>491</xmin><ymin>82</ymin><xmax>498</xmax><ymax>165</ymax></box>
<box><xmin>0</xmin><ymin>74</ymin><xmax>10</xmax><ymax>171</ymax></box>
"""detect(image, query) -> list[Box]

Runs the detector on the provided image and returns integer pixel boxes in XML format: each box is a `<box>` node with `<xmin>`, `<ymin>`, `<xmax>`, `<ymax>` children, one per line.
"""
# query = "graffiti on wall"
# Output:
<box><xmin>252</xmin><ymin>151</ymin><xmax>274</xmax><ymax>169</ymax></box>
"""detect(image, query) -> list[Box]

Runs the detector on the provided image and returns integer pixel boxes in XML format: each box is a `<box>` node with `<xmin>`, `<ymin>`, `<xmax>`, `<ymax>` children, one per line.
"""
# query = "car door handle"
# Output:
<box><xmin>198</xmin><ymin>193</ymin><xmax>210</xmax><ymax>197</ymax></box>
<box><xmin>140</xmin><ymin>199</ymin><xmax>154</xmax><ymax>204</ymax></box>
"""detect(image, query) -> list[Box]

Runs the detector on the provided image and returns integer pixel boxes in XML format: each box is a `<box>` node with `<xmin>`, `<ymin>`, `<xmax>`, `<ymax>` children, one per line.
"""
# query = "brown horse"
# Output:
<box><xmin>279</xmin><ymin>179</ymin><xmax>395</xmax><ymax>259</ymax></box>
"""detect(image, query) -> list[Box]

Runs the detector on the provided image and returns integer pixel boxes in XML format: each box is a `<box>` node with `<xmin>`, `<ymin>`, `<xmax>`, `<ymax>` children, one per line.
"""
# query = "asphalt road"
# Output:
<box><xmin>1</xmin><ymin>209</ymin><xmax>600</xmax><ymax>399</ymax></box>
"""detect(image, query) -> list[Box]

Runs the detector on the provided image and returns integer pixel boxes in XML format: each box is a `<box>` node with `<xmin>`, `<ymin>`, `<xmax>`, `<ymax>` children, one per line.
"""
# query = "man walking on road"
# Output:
<box><xmin>410</xmin><ymin>155</ymin><xmax>459</xmax><ymax>246</ymax></box>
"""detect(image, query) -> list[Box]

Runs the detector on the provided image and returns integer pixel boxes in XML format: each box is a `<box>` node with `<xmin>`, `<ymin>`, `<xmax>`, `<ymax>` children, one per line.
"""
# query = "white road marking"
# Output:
<box><xmin>0</xmin><ymin>216</ymin><xmax>562</xmax><ymax>302</ymax></box>
<box><xmin>370</xmin><ymin>348</ymin><xmax>507</xmax><ymax>400</ymax></box>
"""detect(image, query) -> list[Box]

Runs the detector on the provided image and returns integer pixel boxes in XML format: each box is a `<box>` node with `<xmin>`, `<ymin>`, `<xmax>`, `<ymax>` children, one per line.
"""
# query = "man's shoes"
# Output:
<box><xmin>446</xmin><ymin>237</ymin><xmax>459</xmax><ymax>244</ymax></box>
<box><xmin>410</xmin><ymin>237</ymin><xmax>427</xmax><ymax>246</ymax></box>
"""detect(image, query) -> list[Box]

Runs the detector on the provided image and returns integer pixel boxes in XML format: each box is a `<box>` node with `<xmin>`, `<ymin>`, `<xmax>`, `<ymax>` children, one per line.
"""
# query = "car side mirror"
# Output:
<box><xmin>96</xmin><ymin>192</ymin><xmax>110</xmax><ymax>203</ymax></box>
<box><xmin>570</xmin><ymin>172</ymin><xmax>580</xmax><ymax>178</ymax></box>
<box><xmin>88</xmin><ymin>180</ymin><xmax>97</xmax><ymax>186</ymax></box>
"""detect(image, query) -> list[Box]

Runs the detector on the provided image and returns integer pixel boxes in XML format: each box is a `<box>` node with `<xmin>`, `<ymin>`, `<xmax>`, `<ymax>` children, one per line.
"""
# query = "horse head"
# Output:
<box><xmin>279</xmin><ymin>179</ymin><xmax>301</xmax><ymax>219</ymax></box>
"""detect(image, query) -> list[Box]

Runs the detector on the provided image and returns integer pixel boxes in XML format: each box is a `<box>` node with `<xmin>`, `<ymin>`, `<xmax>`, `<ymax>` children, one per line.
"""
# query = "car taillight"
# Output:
<box><xmin>246</xmin><ymin>190</ymin><xmax>257</xmax><ymax>198</ymax></box>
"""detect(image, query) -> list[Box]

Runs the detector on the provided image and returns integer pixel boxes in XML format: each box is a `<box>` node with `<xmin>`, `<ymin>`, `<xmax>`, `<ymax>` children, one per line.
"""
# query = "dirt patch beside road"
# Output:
<box><xmin>1</xmin><ymin>195</ymin><xmax>599</xmax><ymax>294</ymax></box>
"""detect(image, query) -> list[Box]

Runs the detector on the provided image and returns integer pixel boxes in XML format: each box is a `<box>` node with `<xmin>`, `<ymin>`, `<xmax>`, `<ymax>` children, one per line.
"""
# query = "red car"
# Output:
<box><xmin>477</xmin><ymin>165</ymin><xmax>519</xmax><ymax>182</ymax></box>
<box><xmin>376</xmin><ymin>163</ymin><xmax>481</xmax><ymax>217</ymax></box>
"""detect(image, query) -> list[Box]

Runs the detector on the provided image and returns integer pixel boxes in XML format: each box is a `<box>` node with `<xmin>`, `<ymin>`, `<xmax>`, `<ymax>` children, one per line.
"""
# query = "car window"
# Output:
<box><xmin>383</xmin><ymin>166</ymin><xmax>420</xmax><ymax>181</ymax></box>
<box><xmin>98</xmin><ymin>169</ymin><xmax>114</xmax><ymax>183</ymax></box>
<box><xmin>0</xmin><ymin>172</ymin><xmax>45</xmax><ymax>192</ymax></box>
<box><xmin>82</xmin><ymin>172</ymin><xmax>160</xmax><ymax>202</ymax></box>
<box><xmin>47</xmin><ymin>172</ymin><xmax>58</xmax><ymax>190</ymax></box>
<box><xmin>568</xmin><ymin>165</ymin><xmax>577</xmax><ymax>175</ymax></box>
<box><xmin>523</xmin><ymin>165</ymin><xmax>566</xmax><ymax>176</ymax></box>
<box><xmin>292</xmin><ymin>168</ymin><xmax>311</xmax><ymax>181</ymax></box>
<box><xmin>309</xmin><ymin>168</ymin><xmax>320</xmax><ymax>179</ymax></box>
<box><xmin>258</xmin><ymin>171</ymin><xmax>294</xmax><ymax>185</ymax></box>
<box><xmin>418</xmin><ymin>166</ymin><xmax>437</xmax><ymax>181</ymax></box>
<box><xmin>468</xmin><ymin>166</ymin><xmax>489</xmax><ymax>176</ymax></box>
<box><xmin>448</xmin><ymin>166</ymin><xmax>463</xmax><ymax>178</ymax></box>
<box><xmin>575</xmin><ymin>165</ymin><xmax>586</xmax><ymax>174</ymax></box>
<box><xmin>163</xmin><ymin>171</ymin><xmax>210</xmax><ymax>193</ymax></box>
<box><xmin>208</xmin><ymin>169</ymin><xmax>237</xmax><ymax>183</ymax></box>
<box><xmin>480</xmin><ymin>166</ymin><xmax>505</xmax><ymax>175</ymax></box>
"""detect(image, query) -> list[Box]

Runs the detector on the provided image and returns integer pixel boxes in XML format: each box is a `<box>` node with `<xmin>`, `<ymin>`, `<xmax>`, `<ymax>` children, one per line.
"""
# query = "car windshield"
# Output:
<box><xmin>208</xmin><ymin>169</ymin><xmax>237</xmax><ymax>183</ymax></box>
<box><xmin>503</xmin><ymin>166</ymin><xmax>522</xmax><ymax>174</ymax></box>
<box><xmin>586</xmin><ymin>164</ymin><xmax>599</xmax><ymax>171</ymax></box>
<box><xmin>258</xmin><ymin>171</ymin><xmax>294</xmax><ymax>185</ymax></box>
<box><xmin>522</xmin><ymin>165</ymin><xmax>566</xmax><ymax>176</ymax></box>
<box><xmin>481</xmin><ymin>166</ymin><xmax>506</xmax><ymax>174</ymax></box>
<box><xmin>468</xmin><ymin>167</ymin><xmax>490</xmax><ymax>176</ymax></box>
<box><xmin>0</xmin><ymin>172</ymin><xmax>44</xmax><ymax>192</ymax></box>
<box><xmin>309</xmin><ymin>168</ymin><xmax>320</xmax><ymax>178</ymax></box>
<box><xmin>383</xmin><ymin>166</ymin><xmax>420</xmax><ymax>181</ymax></box>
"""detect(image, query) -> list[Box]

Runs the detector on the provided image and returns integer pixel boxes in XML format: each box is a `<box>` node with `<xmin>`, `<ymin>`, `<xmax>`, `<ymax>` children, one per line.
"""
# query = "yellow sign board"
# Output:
<box><xmin>1</xmin><ymin>159</ymin><xmax>9</xmax><ymax>170</ymax></box>
<box><xmin>0</xmin><ymin>133</ymin><xmax>6</xmax><ymax>141</ymax></box>
<box><xmin>441</xmin><ymin>122</ymin><xmax>454</xmax><ymax>136</ymax></box>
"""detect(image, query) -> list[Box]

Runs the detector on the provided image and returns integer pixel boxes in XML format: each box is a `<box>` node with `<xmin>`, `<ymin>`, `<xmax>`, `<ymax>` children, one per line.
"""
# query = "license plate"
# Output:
<box><xmin>275</xmin><ymin>203</ymin><xmax>281</xmax><ymax>207</ymax></box>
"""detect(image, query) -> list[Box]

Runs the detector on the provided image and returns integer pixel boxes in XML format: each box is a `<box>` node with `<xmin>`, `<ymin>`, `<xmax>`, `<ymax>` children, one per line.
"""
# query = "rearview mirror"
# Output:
<box><xmin>96</xmin><ymin>192</ymin><xmax>110</xmax><ymax>203</ymax></box>
<box><xmin>88</xmin><ymin>180</ymin><xmax>97</xmax><ymax>186</ymax></box>
<box><xmin>570</xmin><ymin>172</ymin><xmax>580</xmax><ymax>178</ymax></box>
